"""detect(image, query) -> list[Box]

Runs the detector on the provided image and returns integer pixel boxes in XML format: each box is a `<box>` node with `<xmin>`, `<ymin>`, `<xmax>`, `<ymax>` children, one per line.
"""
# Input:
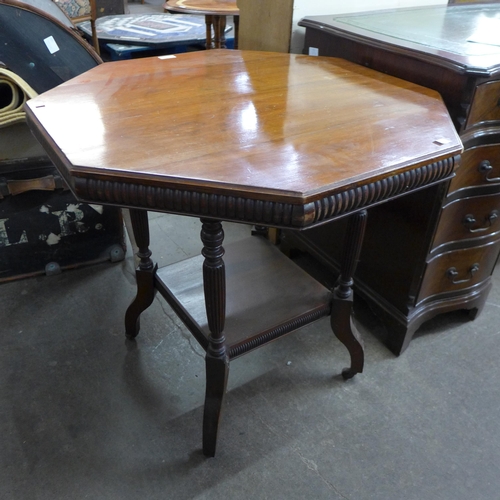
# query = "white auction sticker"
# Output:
<box><xmin>44</xmin><ymin>36</ymin><xmax>60</xmax><ymax>54</ymax></box>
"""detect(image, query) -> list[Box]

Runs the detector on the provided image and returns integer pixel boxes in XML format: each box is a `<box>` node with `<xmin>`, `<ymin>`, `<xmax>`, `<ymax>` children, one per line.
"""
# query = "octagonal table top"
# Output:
<box><xmin>25</xmin><ymin>50</ymin><xmax>462</xmax><ymax>227</ymax></box>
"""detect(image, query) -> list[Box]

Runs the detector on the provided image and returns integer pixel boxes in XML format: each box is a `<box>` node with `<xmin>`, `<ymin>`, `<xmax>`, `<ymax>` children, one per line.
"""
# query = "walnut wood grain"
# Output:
<box><xmin>25</xmin><ymin>51</ymin><xmax>460</xmax><ymax>219</ymax></box>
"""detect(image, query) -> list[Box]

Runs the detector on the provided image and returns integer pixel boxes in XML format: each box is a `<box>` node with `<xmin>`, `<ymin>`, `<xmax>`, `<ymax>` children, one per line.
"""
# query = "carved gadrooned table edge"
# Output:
<box><xmin>73</xmin><ymin>156</ymin><xmax>457</xmax><ymax>229</ymax></box>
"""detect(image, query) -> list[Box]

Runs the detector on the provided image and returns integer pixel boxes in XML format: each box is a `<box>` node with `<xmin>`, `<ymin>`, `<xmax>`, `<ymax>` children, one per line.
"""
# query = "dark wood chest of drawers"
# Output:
<box><xmin>286</xmin><ymin>5</ymin><xmax>500</xmax><ymax>354</ymax></box>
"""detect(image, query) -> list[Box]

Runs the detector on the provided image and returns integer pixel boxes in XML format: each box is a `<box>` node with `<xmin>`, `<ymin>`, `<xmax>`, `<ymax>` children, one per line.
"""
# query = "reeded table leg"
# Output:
<box><xmin>331</xmin><ymin>210</ymin><xmax>367</xmax><ymax>380</ymax></box>
<box><xmin>200</xmin><ymin>218</ymin><xmax>229</xmax><ymax>457</ymax></box>
<box><xmin>125</xmin><ymin>209</ymin><xmax>157</xmax><ymax>339</ymax></box>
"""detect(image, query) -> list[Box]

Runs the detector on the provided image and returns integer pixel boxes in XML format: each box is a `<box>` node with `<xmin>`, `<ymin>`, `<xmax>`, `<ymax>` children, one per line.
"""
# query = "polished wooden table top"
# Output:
<box><xmin>164</xmin><ymin>0</ymin><xmax>238</xmax><ymax>15</ymax></box>
<box><xmin>26</xmin><ymin>50</ymin><xmax>461</xmax><ymax>228</ymax></box>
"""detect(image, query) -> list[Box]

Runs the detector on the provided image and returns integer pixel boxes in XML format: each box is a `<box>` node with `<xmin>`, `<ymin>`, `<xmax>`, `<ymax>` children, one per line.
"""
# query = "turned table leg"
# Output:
<box><xmin>200</xmin><ymin>218</ymin><xmax>229</xmax><ymax>457</ymax></box>
<box><xmin>125</xmin><ymin>209</ymin><xmax>157</xmax><ymax>339</ymax></box>
<box><xmin>204</xmin><ymin>15</ymin><xmax>213</xmax><ymax>49</ymax></box>
<box><xmin>331</xmin><ymin>210</ymin><xmax>367</xmax><ymax>380</ymax></box>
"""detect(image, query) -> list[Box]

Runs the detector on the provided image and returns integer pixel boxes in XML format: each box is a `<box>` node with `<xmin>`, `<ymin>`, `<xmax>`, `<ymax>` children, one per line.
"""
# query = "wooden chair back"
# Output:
<box><xmin>53</xmin><ymin>0</ymin><xmax>99</xmax><ymax>54</ymax></box>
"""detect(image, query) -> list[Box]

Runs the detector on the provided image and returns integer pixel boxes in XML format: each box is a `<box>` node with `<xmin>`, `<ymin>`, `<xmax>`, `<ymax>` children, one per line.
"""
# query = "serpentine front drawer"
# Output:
<box><xmin>449</xmin><ymin>142</ymin><xmax>500</xmax><ymax>195</ymax></box>
<box><xmin>432</xmin><ymin>192</ymin><xmax>500</xmax><ymax>251</ymax></box>
<box><xmin>417</xmin><ymin>239</ymin><xmax>500</xmax><ymax>303</ymax></box>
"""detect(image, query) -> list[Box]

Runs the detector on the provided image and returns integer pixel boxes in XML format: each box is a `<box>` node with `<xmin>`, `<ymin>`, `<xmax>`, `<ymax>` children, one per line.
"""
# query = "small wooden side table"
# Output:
<box><xmin>164</xmin><ymin>0</ymin><xmax>239</xmax><ymax>49</ymax></box>
<box><xmin>26</xmin><ymin>50</ymin><xmax>461</xmax><ymax>456</ymax></box>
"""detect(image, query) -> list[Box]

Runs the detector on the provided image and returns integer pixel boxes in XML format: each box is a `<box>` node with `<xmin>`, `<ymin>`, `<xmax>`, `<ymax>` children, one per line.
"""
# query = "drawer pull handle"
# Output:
<box><xmin>478</xmin><ymin>160</ymin><xmax>500</xmax><ymax>183</ymax></box>
<box><xmin>446</xmin><ymin>263</ymin><xmax>479</xmax><ymax>284</ymax></box>
<box><xmin>462</xmin><ymin>210</ymin><xmax>499</xmax><ymax>232</ymax></box>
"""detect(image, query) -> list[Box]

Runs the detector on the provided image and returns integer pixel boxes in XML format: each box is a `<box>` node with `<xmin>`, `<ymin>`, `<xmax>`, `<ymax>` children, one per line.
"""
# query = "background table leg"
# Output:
<box><xmin>212</xmin><ymin>15</ymin><xmax>227</xmax><ymax>49</ymax></box>
<box><xmin>233</xmin><ymin>15</ymin><xmax>239</xmax><ymax>49</ymax></box>
<box><xmin>204</xmin><ymin>15</ymin><xmax>213</xmax><ymax>49</ymax></box>
<box><xmin>330</xmin><ymin>210</ymin><xmax>367</xmax><ymax>379</ymax></box>
<box><xmin>125</xmin><ymin>209</ymin><xmax>157</xmax><ymax>339</ymax></box>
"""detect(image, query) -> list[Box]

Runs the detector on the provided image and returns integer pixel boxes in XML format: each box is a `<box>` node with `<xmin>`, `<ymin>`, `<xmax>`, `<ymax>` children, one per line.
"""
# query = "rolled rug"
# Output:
<box><xmin>0</xmin><ymin>68</ymin><xmax>37</xmax><ymax>128</ymax></box>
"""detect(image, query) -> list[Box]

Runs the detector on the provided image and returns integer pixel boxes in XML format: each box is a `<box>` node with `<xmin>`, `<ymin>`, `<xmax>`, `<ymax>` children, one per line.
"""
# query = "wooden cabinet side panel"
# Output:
<box><xmin>237</xmin><ymin>0</ymin><xmax>293</xmax><ymax>53</ymax></box>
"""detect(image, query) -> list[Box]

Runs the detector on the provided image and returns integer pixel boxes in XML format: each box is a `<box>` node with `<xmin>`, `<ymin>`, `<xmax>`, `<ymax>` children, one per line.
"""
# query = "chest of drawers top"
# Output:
<box><xmin>301</xmin><ymin>5</ymin><xmax>500</xmax><ymax>75</ymax></box>
<box><xmin>301</xmin><ymin>5</ymin><xmax>500</xmax><ymax>133</ymax></box>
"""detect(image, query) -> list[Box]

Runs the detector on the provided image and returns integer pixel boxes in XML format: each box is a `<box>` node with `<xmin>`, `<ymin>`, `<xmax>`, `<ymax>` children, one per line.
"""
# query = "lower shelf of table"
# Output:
<box><xmin>155</xmin><ymin>235</ymin><xmax>332</xmax><ymax>359</ymax></box>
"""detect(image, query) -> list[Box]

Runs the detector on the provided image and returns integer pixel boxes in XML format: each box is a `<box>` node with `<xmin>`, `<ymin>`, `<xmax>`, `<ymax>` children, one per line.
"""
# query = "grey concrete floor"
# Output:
<box><xmin>4</xmin><ymin>3</ymin><xmax>500</xmax><ymax>498</ymax></box>
<box><xmin>1</xmin><ymin>212</ymin><xmax>500</xmax><ymax>499</ymax></box>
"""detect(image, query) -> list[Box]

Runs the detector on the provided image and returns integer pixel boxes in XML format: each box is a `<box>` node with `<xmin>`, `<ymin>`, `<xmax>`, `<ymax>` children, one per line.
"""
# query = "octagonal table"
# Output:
<box><xmin>26</xmin><ymin>50</ymin><xmax>461</xmax><ymax>456</ymax></box>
